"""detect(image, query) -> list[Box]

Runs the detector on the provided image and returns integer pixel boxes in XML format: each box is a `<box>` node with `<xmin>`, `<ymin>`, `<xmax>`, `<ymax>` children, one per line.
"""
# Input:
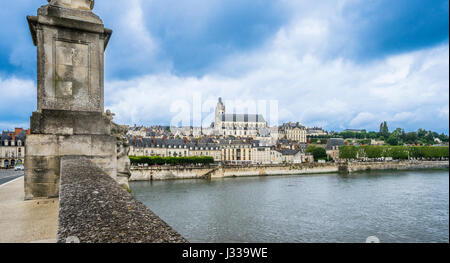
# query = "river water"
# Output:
<box><xmin>130</xmin><ymin>170</ymin><xmax>449</xmax><ymax>243</ymax></box>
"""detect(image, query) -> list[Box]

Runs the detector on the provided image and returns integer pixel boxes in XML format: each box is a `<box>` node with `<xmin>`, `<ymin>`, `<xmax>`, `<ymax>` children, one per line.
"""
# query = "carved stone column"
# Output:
<box><xmin>25</xmin><ymin>0</ymin><xmax>128</xmax><ymax>200</ymax></box>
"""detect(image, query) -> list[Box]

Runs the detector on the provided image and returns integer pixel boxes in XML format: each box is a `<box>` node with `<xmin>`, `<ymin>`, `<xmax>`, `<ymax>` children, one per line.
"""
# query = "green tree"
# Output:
<box><xmin>386</xmin><ymin>134</ymin><xmax>399</xmax><ymax>146</ymax></box>
<box><xmin>312</xmin><ymin>147</ymin><xmax>327</xmax><ymax>161</ymax></box>
<box><xmin>367</xmin><ymin>131</ymin><xmax>379</xmax><ymax>139</ymax></box>
<box><xmin>339</xmin><ymin>146</ymin><xmax>358</xmax><ymax>159</ymax></box>
<box><xmin>417</xmin><ymin>129</ymin><xmax>427</xmax><ymax>138</ymax></box>
<box><xmin>404</xmin><ymin>132</ymin><xmax>418</xmax><ymax>144</ymax></box>
<box><xmin>363</xmin><ymin>146</ymin><xmax>384</xmax><ymax>158</ymax></box>
<box><xmin>379</xmin><ymin>121</ymin><xmax>389</xmax><ymax>138</ymax></box>
<box><xmin>392</xmin><ymin>128</ymin><xmax>405</xmax><ymax>137</ymax></box>
<box><xmin>306</xmin><ymin>145</ymin><xmax>316</xmax><ymax>153</ymax></box>
<box><xmin>438</xmin><ymin>133</ymin><xmax>449</xmax><ymax>143</ymax></box>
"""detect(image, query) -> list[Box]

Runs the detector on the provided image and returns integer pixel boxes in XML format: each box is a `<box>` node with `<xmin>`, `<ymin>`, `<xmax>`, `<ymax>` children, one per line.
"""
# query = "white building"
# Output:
<box><xmin>0</xmin><ymin>129</ymin><xmax>27</xmax><ymax>168</ymax></box>
<box><xmin>279</xmin><ymin>122</ymin><xmax>307</xmax><ymax>143</ymax></box>
<box><xmin>214</xmin><ymin>98</ymin><xmax>268</xmax><ymax>138</ymax></box>
<box><xmin>307</xmin><ymin>127</ymin><xmax>327</xmax><ymax>137</ymax></box>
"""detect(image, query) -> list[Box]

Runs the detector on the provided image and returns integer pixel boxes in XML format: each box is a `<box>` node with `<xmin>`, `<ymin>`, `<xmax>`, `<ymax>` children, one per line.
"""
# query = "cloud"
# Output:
<box><xmin>97</xmin><ymin>0</ymin><xmax>289</xmax><ymax>78</ymax></box>
<box><xmin>105</xmin><ymin>39</ymin><xmax>449</xmax><ymax>132</ymax></box>
<box><xmin>0</xmin><ymin>0</ymin><xmax>448</xmax><ymax>133</ymax></box>
<box><xmin>349</xmin><ymin>112</ymin><xmax>378</xmax><ymax>128</ymax></box>
<box><xmin>343</xmin><ymin>0</ymin><xmax>449</xmax><ymax>60</ymax></box>
<box><xmin>0</xmin><ymin>76</ymin><xmax>35</xmax><ymax>130</ymax></box>
<box><xmin>439</xmin><ymin>105</ymin><xmax>449</xmax><ymax>118</ymax></box>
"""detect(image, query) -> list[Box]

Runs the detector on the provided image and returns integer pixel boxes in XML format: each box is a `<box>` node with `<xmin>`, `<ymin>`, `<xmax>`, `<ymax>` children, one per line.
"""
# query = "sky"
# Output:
<box><xmin>0</xmin><ymin>0</ymin><xmax>448</xmax><ymax>133</ymax></box>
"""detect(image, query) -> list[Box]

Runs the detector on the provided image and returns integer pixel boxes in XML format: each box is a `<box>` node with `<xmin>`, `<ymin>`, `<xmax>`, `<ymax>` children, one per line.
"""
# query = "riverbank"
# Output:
<box><xmin>130</xmin><ymin>161</ymin><xmax>449</xmax><ymax>181</ymax></box>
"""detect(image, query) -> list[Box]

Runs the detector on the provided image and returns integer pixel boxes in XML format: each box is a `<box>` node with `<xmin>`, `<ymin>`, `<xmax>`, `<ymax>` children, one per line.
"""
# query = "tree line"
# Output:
<box><xmin>339</xmin><ymin>146</ymin><xmax>449</xmax><ymax>160</ymax></box>
<box><xmin>307</xmin><ymin>122</ymin><xmax>449</xmax><ymax>146</ymax></box>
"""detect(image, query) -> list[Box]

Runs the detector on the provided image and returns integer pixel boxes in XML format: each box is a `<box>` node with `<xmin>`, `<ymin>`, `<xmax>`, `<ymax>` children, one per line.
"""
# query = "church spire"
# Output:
<box><xmin>214</xmin><ymin>97</ymin><xmax>225</xmax><ymax>130</ymax></box>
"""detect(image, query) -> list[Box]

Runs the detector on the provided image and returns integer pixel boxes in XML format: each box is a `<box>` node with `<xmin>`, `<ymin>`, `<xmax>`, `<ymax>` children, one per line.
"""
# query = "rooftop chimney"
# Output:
<box><xmin>14</xmin><ymin>128</ymin><xmax>23</xmax><ymax>135</ymax></box>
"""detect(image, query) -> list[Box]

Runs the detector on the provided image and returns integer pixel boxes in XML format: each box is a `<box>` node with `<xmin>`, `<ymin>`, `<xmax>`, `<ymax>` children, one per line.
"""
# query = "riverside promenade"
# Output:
<box><xmin>0</xmin><ymin>175</ymin><xmax>58</xmax><ymax>243</ymax></box>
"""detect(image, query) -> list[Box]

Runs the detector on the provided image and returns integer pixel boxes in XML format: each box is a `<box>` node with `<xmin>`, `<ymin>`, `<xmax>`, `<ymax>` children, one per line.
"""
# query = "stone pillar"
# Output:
<box><xmin>25</xmin><ymin>0</ymin><xmax>127</xmax><ymax>200</ymax></box>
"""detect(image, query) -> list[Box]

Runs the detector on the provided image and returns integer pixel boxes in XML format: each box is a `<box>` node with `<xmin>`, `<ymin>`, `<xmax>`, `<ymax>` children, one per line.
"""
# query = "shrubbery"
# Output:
<box><xmin>129</xmin><ymin>156</ymin><xmax>215</xmax><ymax>166</ymax></box>
<box><xmin>339</xmin><ymin>146</ymin><xmax>449</xmax><ymax>160</ymax></box>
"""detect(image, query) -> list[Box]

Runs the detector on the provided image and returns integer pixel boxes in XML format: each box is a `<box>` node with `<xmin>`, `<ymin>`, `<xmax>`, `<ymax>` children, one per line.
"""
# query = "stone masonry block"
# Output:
<box><xmin>58</xmin><ymin>135</ymin><xmax>92</xmax><ymax>156</ymax></box>
<box><xmin>25</xmin><ymin>134</ymin><xmax>59</xmax><ymax>156</ymax></box>
<box><xmin>91</xmin><ymin>135</ymin><xmax>116</xmax><ymax>156</ymax></box>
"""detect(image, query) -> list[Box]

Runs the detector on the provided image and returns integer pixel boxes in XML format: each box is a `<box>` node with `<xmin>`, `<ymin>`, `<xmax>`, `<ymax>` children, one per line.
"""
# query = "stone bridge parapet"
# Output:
<box><xmin>57</xmin><ymin>156</ymin><xmax>187</xmax><ymax>243</ymax></box>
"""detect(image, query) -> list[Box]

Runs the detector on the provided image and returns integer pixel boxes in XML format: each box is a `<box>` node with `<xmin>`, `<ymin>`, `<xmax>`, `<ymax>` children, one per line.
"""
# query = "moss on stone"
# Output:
<box><xmin>121</xmin><ymin>184</ymin><xmax>131</xmax><ymax>193</ymax></box>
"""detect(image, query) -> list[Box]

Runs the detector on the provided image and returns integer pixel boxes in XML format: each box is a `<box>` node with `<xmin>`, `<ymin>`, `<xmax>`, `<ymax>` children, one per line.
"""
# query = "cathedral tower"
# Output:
<box><xmin>214</xmin><ymin>98</ymin><xmax>225</xmax><ymax>130</ymax></box>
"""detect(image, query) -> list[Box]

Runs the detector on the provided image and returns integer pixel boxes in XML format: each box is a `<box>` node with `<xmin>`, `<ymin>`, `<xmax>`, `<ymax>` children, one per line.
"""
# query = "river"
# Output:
<box><xmin>130</xmin><ymin>170</ymin><xmax>449</xmax><ymax>243</ymax></box>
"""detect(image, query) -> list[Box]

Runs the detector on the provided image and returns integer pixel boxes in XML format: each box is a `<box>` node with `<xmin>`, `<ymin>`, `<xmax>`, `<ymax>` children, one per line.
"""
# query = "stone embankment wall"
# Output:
<box><xmin>130</xmin><ymin>161</ymin><xmax>449</xmax><ymax>181</ymax></box>
<box><xmin>130</xmin><ymin>166</ymin><xmax>216</xmax><ymax>181</ymax></box>
<box><xmin>209</xmin><ymin>163</ymin><xmax>339</xmax><ymax>178</ymax></box>
<box><xmin>130</xmin><ymin>163</ymin><xmax>339</xmax><ymax>181</ymax></box>
<box><xmin>343</xmin><ymin>161</ymin><xmax>449</xmax><ymax>173</ymax></box>
<box><xmin>58</xmin><ymin>156</ymin><xmax>187</xmax><ymax>243</ymax></box>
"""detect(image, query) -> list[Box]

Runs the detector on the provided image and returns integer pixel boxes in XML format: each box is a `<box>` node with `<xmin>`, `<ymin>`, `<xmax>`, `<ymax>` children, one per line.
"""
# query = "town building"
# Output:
<box><xmin>307</xmin><ymin>127</ymin><xmax>328</xmax><ymax>137</ymax></box>
<box><xmin>189</xmin><ymin>143</ymin><xmax>221</xmax><ymax>162</ymax></box>
<box><xmin>251</xmin><ymin>141</ymin><xmax>272</xmax><ymax>164</ymax></box>
<box><xmin>127</xmin><ymin>125</ymin><xmax>147</xmax><ymax>137</ymax></box>
<box><xmin>0</xmin><ymin>128</ymin><xmax>29</xmax><ymax>168</ymax></box>
<box><xmin>325</xmin><ymin>138</ymin><xmax>345</xmax><ymax>161</ymax></box>
<box><xmin>279</xmin><ymin>122</ymin><xmax>307</xmax><ymax>143</ymax></box>
<box><xmin>128</xmin><ymin>134</ymin><xmax>314</xmax><ymax>165</ymax></box>
<box><xmin>278</xmin><ymin>149</ymin><xmax>305</xmax><ymax>164</ymax></box>
<box><xmin>370</xmin><ymin>139</ymin><xmax>385</xmax><ymax>146</ymax></box>
<box><xmin>129</xmin><ymin>138</ymin><xmax>185</xmax><ymax>158</ymax></box>
<box><xmin>219</xmin><ymin>139</ymin><xmax>253</xmax><ymax>164</ymax></box>
<box><xmin>128</xmin><ymin>137</ymin><xmax>222</xmax><ymax>162</ymax></box>
<box><xmin>270</xmin><ymin>149</ymin><xmax>283</xmax><ymax>164</ymax></box>
<box><xmin>343</xmin><ymin>129</ymin><xmax>366</xmax><ymax>133</ymax></box>
<box><xmin>170</xmin><ymin>126</ymin><xmax>205</xmax><ymax>138</ymax></box>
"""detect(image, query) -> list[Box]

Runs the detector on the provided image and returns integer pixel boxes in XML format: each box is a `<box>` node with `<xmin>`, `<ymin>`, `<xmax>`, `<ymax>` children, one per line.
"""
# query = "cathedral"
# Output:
<box><xmin>214</xmin><ymin>98</ymin><xmax>268</xmax><ymax>137</ymax></box>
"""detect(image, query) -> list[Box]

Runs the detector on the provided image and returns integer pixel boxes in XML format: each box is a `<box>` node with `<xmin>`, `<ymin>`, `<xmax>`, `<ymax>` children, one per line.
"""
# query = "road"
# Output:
<box><xmin>0</xmin><ymin>170</ymin><xmax>24</xmax><ymax>186</ymax></box>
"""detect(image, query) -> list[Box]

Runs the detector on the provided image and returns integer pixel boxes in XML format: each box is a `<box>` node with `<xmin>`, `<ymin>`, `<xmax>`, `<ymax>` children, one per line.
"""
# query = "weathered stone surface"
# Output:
<box><xmin>110</xmin><ymin>118</ymin><xmax>131</xmax><ymax>188</ymax></box>
<box><xmin>27</xmin><ymin>2</ymin><xmax>111</xmax><ymax>113</ymax></box>
<box><xmin>25</xmin><ymin>133</ymin><xmax>117</xmax><ymax>199</ymax></box>
<box><xmin>25</xmin><ymin>1</ymin><xmax>128</xmax><ymax>200</ymax></box>
<box><xmin>31</xmin><ymin>110</ymin><xmax>111</xmax><ymax>135</ymax></box>
<box><xmin>25</xmin><ymin>134</ymin><xmax>59</xmax><ymax>156</ymax></box>
<box><xmin>130</xmin><ymin>161</ymin><xmax>450</xmax><ymax>181</ymax></box>
<box><xmin>58</xmin><ymin>156</ymin><xmax>188</xmax><ymax>243</ymax></box>
<box><xmin>344</xmin><ymin>160</ymin><xmax>449</xmax><ymax>173</ymax></box>
<box><xmin>25</xmin><ymin>135</ymin><xmax>61</xmax><ymax>199</ymax></box>
<box><xmin>48</xmin><ymin>0</ymin><xmax>95</xmax><ymax>11</ymax></box>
